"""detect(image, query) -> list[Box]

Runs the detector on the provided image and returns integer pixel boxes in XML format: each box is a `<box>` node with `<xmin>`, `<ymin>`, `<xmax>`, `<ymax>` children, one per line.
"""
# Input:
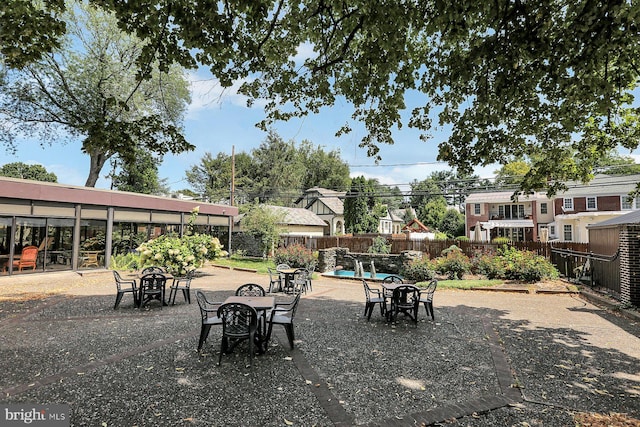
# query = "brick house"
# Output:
<box><xmin>464</xmin><ymin>191</ymin><xmax>553</xmax><ymax>242</ymax></box>
<box><xmin>552</xmin><ymin>174</ymin><xmax>640</xmax><ymax>243</ymax></box>
<box><xmin>464</xmin><ymin>174</ymin><xmax>640</xmax><ymax>243</ymax></box>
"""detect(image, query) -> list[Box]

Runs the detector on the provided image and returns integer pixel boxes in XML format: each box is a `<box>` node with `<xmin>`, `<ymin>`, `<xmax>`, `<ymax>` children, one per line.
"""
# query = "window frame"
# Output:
<box><xmin>586</xmin><ymin>196</ymin><xmax>597</xmax><ymax>210</ymax></box>
<box><xmin>563</xmin><ymin>198</ymin><xmax>574</xmax><ymax>211</ymax></box>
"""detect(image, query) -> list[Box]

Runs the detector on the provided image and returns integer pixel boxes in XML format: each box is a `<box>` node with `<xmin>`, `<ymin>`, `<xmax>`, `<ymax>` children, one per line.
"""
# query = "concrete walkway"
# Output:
<box><xmin>0</xmin><ymin>266</ymin><xmax>638</xmax><ymax>426</ymax></box>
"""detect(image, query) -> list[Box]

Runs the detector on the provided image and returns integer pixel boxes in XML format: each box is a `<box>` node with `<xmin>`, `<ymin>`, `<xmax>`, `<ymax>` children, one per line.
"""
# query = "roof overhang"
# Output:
<box><xmin>481</xmin><ymin>220</ymin><xmax>534</xmax><ymax>230</ymax></box>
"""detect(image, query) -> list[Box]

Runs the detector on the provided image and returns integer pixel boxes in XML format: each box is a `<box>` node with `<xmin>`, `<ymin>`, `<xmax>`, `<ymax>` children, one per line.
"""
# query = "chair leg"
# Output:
<box><xmin>182</xmin><ymin>289</ymin><xmax>190</xmax><ymax>304</ymax></box>
<box><xmin>284</xmin><ymin>324</ymin><xmax>295</xmax><ymax>349</ymax></box>
<box><xmin>198</xmin><ymin>324</ymin><xmax>211</xmax><ymax>351</ymax></box>
<box><xmin>365</xmin><ymin>303</ymin><xmax>372</xmax><ymax>321</ymax></box>
<box><xmin>428</xmin><ymin>302</ymin><xmax>434</xmax><ymax>320</ymax></box>
<box><xmin>114</xmin><ymin>292</ymin><xmax>124</xmax><ymax>310</ymax></box>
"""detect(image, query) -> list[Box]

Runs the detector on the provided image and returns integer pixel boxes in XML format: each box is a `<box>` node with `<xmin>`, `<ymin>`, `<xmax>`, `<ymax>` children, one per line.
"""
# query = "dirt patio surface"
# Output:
<box><xmin>0</xmin><ymin>266</ymin><xmax>639</xmax><ymax>426</ymax></box>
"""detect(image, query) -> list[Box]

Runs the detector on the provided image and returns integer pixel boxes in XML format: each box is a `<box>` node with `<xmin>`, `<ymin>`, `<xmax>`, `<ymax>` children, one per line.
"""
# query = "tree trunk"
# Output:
<box><xmin>84</xmin><ymin>151</ymin><xmax>109</xmax><ymax>187</ymax></box>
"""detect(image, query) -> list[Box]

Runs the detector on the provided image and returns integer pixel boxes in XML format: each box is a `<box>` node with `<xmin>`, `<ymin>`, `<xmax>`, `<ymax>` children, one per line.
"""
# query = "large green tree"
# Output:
<box><xmin>0</xmin><ymin>1</ymin><xmax>192</xmax><ymax>187</ymax></box>
<box><xmin>0</xmin><ymin>162</ymin><xmax>57</xmax><ymax>182</ymax></box>
<box><xmin>109</xmin><ymin>149</ymin><xmax>169</xmax><ymax>195</ymax></box>
<box><xmin>5</xmin><ymin>1</ymin><xmax>640</xmax><ymax>195</ymax></box>
<box><xmin>344</xmin><ymin>176</ymin><xmax>379</xmax><ymax>234</ymax></box>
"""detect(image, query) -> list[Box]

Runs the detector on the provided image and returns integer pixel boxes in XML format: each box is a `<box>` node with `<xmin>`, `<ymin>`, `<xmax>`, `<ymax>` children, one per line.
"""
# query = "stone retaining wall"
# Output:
<box><xmin>317</xmin><ymin>247</ymin><xmax>422</xmax><ymax>274</ymax></box>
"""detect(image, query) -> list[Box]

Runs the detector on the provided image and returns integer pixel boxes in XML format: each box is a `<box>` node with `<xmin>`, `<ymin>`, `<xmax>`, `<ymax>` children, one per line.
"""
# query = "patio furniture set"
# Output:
<box><xmin>363</xmin><ymin>275</ymin><xmax>438</xmax><ymax>324</ymax></box>
<box><xmin>113</xmin><ymin>266</ymin><xmax>194</xmax><ymax>310</ymax></box>
<box><xmin>196</xmin><ymin>283</ymin><xmax>301</xmax><ymax>366</ymax></box>
<box><xmin>112</xmin><ymin>267</ymin><xmax>302</xmax><ymax>367</ymax></box>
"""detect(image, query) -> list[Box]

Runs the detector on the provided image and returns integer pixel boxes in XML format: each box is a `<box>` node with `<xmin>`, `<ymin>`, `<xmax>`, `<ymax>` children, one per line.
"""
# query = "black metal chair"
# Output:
<box><xmin>387</xmin><ymin>285</ymin><xmax>420</xmax><ymax>324</ymax></box>
<box><xmin>196</xmin><ymin>290</ymin><xmax>223</xmax><ymax>351</ymax></box>
<box><xmin>267</xmin><ymin>268</ymin><xmax>282</xmax><ymax>293</ymax></box>
<box><xmin>168</xmin><ymin>269</ymin><xmax>195</xmax><ymax>305</ymax></box>
<box><xmin>235</xmin><ymin>283</ymin><xmax>266</xmax><ymax>297</ymax></box>
<box><xmin>138</xmin><ymin>273</ymin><xmax>167</xmax><ymax>309</ymax></box>
<box><xmin>304</xmin><ymin>263</ymin><xmax>316</xmax><ymax>293</ymax></box>
<box><xmin>217</xmin><ymin>302</ymin><xmax>258</xmax><ymax>366</ymax></box>
<box><xmin>289</xmin><ymin>269</ymin><xmax>307</xmax><ymax>294</ymax></box>
<box><xmin>381</xmin><ymin>274</ymin><xmax>403</xmax><ymax>300</ymax></box>
<box><xmin>419</xmin><ymin>279</ymin><xmax>438</xmax><ymax>320</ymax></box>
<box><xmin>113</xmin><ymin>270</ymin><xmax>138</xmax><ymax>309</ymax></box>
<box><xmin>141</xmin><ymin>266</ymin><xmax>165</xmax><ymax>274</ymax></box>
<box><xmin>362</xmin><ymin>279</ymin><xmax>386</xmax><ymax>321</ymax></box>
<box><xmin>266</xmin><ymin>292</ymin><xmax>301</xmax><ymax>349</ymax></box>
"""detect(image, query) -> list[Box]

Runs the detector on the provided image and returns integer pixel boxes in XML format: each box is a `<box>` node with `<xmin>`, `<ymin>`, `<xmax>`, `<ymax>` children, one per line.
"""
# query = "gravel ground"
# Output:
<box><xmin>0</xmin><ymin>267</ymin><xmax>639</xmax><ymax>426</ymax></box>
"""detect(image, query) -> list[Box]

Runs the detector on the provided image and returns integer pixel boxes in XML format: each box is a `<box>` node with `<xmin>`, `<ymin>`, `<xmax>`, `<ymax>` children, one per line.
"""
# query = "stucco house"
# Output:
<box><xmin>234</xmin><ymin>205</ymin><xmax>327</xmax><ymax>237</ymax></box>
<box><xmin>294</xmin><ymin>187</ymin><xmax>345</xmax><ymax>235</ymax></box>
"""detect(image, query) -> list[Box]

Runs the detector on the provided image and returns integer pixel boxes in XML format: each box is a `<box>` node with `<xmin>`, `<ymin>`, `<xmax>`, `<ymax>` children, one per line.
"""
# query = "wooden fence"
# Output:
<box><xmin>280</xmin><ymin>235</ymin><xmax>589</xmax><ymax>261</ymax></box>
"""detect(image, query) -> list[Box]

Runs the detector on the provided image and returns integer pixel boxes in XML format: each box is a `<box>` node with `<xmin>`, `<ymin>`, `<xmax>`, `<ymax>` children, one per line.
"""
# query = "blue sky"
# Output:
<box><xmin>20</xmin><ymin>64</ymin><xmax>640</xmax><ymax>195</ymax></box>
<box><xmin>0</xmin><ymin>68</ymin><xmax>502</xmax><ymax>194</ymax></box>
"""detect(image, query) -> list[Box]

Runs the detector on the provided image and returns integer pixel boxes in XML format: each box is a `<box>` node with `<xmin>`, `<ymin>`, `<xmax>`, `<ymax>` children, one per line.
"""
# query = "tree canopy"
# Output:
<box><xmin>0</xmin><ymin>1</ymin><xmax>192</xmax><ymax>187</ymax></box>
<box><xmin>5</xmin><ymin>1</ymin><xmax>640</xmax><ymax>195</ymax></box>
<box><xmin>185</xmin><ymin>131</ymin><xmax>351</xmax><ymax>205</ymax></box>
<box><xmin>0</xmin><ymin>162</ymin><xmax>57</xmax><ymax>182</ymax></box>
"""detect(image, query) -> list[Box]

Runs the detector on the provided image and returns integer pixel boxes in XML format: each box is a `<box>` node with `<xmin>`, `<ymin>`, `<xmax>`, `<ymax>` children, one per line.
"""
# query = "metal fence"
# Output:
<box><xmin>550</xmin><ymin>247</ymin><xmax>620</xmax><ymax>295</ymax></box>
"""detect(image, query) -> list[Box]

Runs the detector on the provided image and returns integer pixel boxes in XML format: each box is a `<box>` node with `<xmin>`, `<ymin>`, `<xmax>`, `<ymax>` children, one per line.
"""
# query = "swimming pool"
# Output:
<box><xmin>321</xmin><ymin>270</ymin><xmax>400</xmax><ymax>280</ymax></box>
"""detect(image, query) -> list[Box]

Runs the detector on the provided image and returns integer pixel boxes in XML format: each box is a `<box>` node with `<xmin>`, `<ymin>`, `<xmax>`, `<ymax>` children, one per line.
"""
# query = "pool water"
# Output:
<box><xmin>322</xmin><ymin>270</ymin><xmax>400</xmax><ymax>280</ymax></box>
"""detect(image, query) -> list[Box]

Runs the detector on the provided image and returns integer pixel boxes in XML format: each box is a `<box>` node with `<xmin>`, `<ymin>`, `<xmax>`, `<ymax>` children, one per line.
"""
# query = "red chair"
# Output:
<box><xmin>13</xmin><ymin>246</ymin><xmax>39</xmax><ymax>271</ymax></box>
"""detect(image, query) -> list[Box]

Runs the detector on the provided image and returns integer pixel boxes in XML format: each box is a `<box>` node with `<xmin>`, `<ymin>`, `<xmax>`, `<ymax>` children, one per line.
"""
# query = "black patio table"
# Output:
<box><xmin>382</xmin><ymin>283</ymin><xmax>420</xmax><ymax>322</ymax></box>
<box><xmin>224</xmin><ymin>295</ymin><xmax>275</xmax><ymax>353</ymax></box>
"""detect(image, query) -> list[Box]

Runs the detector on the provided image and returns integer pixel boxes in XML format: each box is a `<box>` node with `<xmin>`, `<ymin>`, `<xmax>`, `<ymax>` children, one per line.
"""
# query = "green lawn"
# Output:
<box><xmin>415</xmin><ymin>279</ymin><xmax>504</xmax><ymax>290</ymax></box>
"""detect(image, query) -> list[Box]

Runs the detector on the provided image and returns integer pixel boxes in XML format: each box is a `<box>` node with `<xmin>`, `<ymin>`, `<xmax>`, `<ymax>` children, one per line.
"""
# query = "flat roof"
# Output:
<box><xmin>0</xmin><ymin>177</ymin><xmax>238</xmax><ymax>217</ymax></box>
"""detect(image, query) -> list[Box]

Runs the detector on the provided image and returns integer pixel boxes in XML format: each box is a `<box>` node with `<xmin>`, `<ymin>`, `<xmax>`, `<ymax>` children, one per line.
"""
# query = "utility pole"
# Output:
<box><xmin>231</xmin><ymin>145</ymin><xmax>235</xmax><ymax>206</ymax></box>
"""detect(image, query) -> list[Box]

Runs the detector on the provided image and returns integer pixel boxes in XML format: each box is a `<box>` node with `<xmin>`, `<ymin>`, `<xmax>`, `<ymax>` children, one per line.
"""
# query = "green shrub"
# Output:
<box><xmin>110</xmin><ymin>252</ymin><xmax>141</xmax><ymax>271</ymax></box>
<box><xmin>367</xmin><ymin>236</ymin><xmax>391</xmax><ymax>254</ymax></box>
<box><xmin>455</xmin><ymin>236</ymin><xmax>470</xmax><ymax>242</ymax></box>
<box><xmin>401</xmin><ymin>256</ymin><xmax>436</xmax><ymax>282</ymax></box>
<box><xmin>477</xmin><ymin>246</ymin><xmax>558</xmax><ymax>282</ymax></box>
<box><xmin>434</xmin><ymin>250</ymin><xmax>471</xmax><ymax>279</ymax></box>
<box><xmin>274</xmin><ymin>244</ymin><xmax>316</xmax><ymax>268</ymax></box>
<box><xmin>491</xmin><ymin>237</ymin><xmax>510</xmax><ymax>245</ymax></box>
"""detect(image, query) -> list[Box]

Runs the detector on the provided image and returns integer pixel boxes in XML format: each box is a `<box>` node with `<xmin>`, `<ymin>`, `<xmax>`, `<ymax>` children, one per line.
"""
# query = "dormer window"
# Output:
<box><xmin>563</xmin><ymin>198</ymin><xmax>573</xmax><ymax>211</ymax></box>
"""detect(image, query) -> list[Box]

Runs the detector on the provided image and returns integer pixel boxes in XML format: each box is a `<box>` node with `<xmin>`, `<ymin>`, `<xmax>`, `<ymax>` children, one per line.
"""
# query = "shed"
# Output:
<box><xmin>587</xmin><ymin>210</ymin><xmax>640</xmax><ymax>306</ymax></box>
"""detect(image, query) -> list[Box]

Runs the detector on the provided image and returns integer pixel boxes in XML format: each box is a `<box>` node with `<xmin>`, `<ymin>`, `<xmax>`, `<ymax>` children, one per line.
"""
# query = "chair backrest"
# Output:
<box><xmin>267</xmin><ymin>267</ymin><xmax>278</xmax><ymax>280</ymax></box>
<box><xmin>423</xmin><ymin>279</ymin><xmax>438</xmax><ymax>302</ymax></box>
<box><xmin>276</xmin><ymin>264</ymin><xmax>290</xmax><ymax>270</ymax></box>
<box><xmin>217</xmin><ymin>303</ymin><xmax>258</xmax><ymax>336</ymax></box>
<box><xmin>140</xmin><ymin>273</ymin><xmax>166</xmax><ymax>290</ymax></box>
<box><xmin>382</xmin><ymin>275</ymin><xmax>403</xmax><ymax>284</ymax></box>
<box><xmin>20</xmin><ymin>246</ymin><xmax>39</xmax><ymax>262</ymax></box>
<box><xmin>196</xmin><ymin>290</ymin><xmax>219</xmax><ymax>322</ymax></box>
<box><xmin>141</xmin><ymin>266</ymin><xmax>165</xmax><ymax>274</ymax></box>
<box><xmin>235</xmin><ymin>283</ymin><xmax>266</xmax><ymax>296</ymax></box>
<box><xmin>362</xmin><ymin>280</ymin><xmax>376</xmax><ymax>301</ymax></box>
<box><xmin>392</xmin><ymin>285</ymin><xmax>420</xmax><ymax>306</ymax></box>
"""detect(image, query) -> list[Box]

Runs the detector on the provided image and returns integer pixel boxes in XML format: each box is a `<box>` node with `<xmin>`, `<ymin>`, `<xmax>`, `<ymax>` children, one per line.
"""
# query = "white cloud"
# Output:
<box><xmin>186</xmin><ymin>72</ymin><xmax>268</xmax><ymax>119</ymax></box>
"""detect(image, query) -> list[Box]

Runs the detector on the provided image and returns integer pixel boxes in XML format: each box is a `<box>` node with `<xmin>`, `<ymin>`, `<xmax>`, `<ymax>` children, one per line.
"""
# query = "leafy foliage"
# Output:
<box><xmin>274</xmin><ymin>244</ymin><xmax>316</xmax><ymax>269</ymax></box>
<box><xmin>367</xmin><ymin>236</ymin><xmax>391</xmax><ymax>254</ymax></box>
<box><xmin>0</xmin><ymin>162</ymin><xmax>57</xmax><ymax>182</ymax></box>
<box><xmin>110</xmin><ymin>252</ymin><xmax>141</xmax><ymax>271</ymax></box>
<box><xmin>401</xmin><ymin>256</ymin><xmax>436</xmax><ymax>282</ymax></box>
<box><xmin>240</xmin><ymin>205</ymin><xmax>286</xmax><ymax>257</ymax></box>
<box><xmin>433</xmin><ymin>246</ymin><xmax>472</xmax><ymax>279</ymax></box>
<box><xmin>476</xmin><ymin>246</ymin><xmax>559</xmax><ymax>282</ymax></box>
<box><xmin>8</xmin><ymin>1</ymin><xmax>640</xmax><ymax>195</ymax></box>
<box><xmin>137</xmin><ymin>208</ymin><xmax>227</xmax><ymax>275</ymax></box>
<box><xmin>0</xmin><ymin>1</ymin><xmax>192</xmax><ymax>187</ymax></box>
<box><xmin>344</xmin><ymin>176</ymin><xmax>380</xmax><ymax>234</ymax></box>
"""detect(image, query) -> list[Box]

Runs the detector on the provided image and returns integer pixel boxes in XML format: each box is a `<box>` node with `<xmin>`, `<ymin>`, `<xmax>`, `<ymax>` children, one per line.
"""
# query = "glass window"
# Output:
<box><xmin>563</xmin><ymin>198</ymin><xmax>573</xmax><ymax>210</ymax></box>
<box><xmin>621</xmin><ymin>195</ymin><xmax>633</xmax><ymax>210</ymax></box>
<box><xmin>586</xmin><ymin>197</ymin><xmax>597</xmax><ymax>210</ymax></box>
<box><xmin>563</xmin><ymin>224</ymin><xmax>572</xmax><ymax>241</ymax></box>
<box><xmin>474</xmin><ymin>203</ymin><xmax>480</xmax><ymax>215</ymax></box>
<box><xmin>540</xmin><ymin>203</ymin><xmax>547</xmax><ymax>214</ymax></box>
<box><xmin>79</xmin><ymin>220</ymin><xmax>106</xmax><ymax>269</ymax></box>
